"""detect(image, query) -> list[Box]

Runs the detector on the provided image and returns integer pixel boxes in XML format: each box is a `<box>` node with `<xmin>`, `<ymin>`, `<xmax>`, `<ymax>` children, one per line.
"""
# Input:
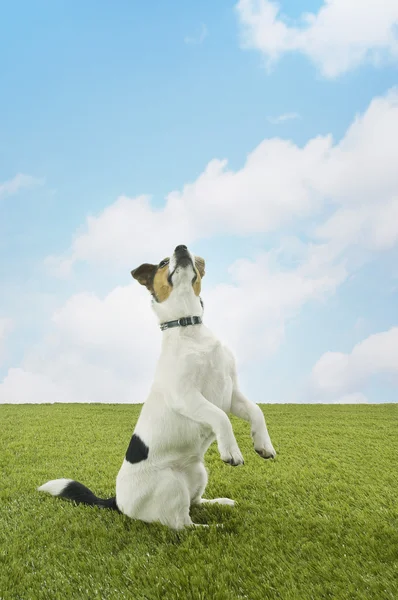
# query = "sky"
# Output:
<box><xmin>1</xmin><ymin>0</ymin><xmax>398</xmax><ymax>405</ymax></box>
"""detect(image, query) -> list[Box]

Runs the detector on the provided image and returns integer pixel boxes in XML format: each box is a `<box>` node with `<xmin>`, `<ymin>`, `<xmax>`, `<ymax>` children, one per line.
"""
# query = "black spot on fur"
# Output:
<box><xmin>59</xmin><ymin>481</ymin><xmax>120</xmax><ymax>512</ymax></box>
<box><xmin>125</xmin><ymin>434</ymin><xmax>149</xmax><ymax>464</ymax></box>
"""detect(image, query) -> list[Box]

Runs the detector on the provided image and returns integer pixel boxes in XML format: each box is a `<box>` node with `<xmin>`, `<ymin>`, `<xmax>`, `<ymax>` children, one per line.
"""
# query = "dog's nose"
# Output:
<box><xmin>175</xmin><ymin>245</ymin><xmax>187</xmax><ymax>252</ymax></box>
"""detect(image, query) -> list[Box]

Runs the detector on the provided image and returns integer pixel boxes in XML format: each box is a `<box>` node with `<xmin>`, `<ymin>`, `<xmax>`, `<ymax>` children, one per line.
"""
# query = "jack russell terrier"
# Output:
<box><xmin>38</xmin><ymin>244</ymin><xmax>276</xmax><ymax>529</ymax></box>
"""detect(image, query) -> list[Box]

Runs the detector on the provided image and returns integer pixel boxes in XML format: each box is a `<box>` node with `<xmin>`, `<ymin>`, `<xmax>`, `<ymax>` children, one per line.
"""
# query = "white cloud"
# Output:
<box><xmin>0</xmin><ymin>369</ymin><xmax>71</xmax><ymax>404</ymax></box>
<box><xmin>3</xmin><ymin>89</ymin><xmax>398</xmax><ymax>403</ymax></box>
<box><xmin>311</xmin><ymin>91</ymin><xmax>398</xmax><ymax>206</ymax></box>
<box><xmin>267</xmin><ymin>112</ymin><xmax>300</xmax><ymax>124</ymax></box>
<box><xmin>0</xmin><ymin>318</ymin><xmax>12</xmax><ymax>339</ymax></box>
<box><xmin>46</xmin><ymin>89</ymin><xmax>398</xmax><ymax>276</ymax></box>
<box><xmin>236</xmin><ymin>0</ymin><xmax>398</xmax><ymax>77</ymax></box>
<box><xmin>333</xmin><ymin>393</ymin><xmax>369</xmax><ymax>404</ymax></box>
<box><xmin>0</xmin><ymin>243</ymin><xmax>346</xmax><ymax>403</ymax></box>
<box><xmin>206</xmin><ymin>247</ymin><xmax>346</xmax><ymax>364</ymax></box>
<box><xmin>310</xmin><ymin>328</ymin><xmax>398</xmax><ymax>401</ymax></box>
<box><xmin>316</xmin><ymin>196</ymin><xmax>398</xmax><ymax>251</ymax></box>
<box><xmin>0</xmin><ymin>174</ymin><xmax>43</xmax><ymax>200</ymax></box>
<box><xmin>46</xmin><ymin>140</ymin><xmax>328</xmax><ymax>273</ymax></box>
<box><xmin>184</xmin><ymin>23</ymin><xmax>208</xmax><ymax>45</ymax></box>
<box><xmin>0</xmin><ymin>285</ymin><xmax>159</xmax><ymax>404</ymax></box>
<box><xmin>50</xmin><ymin>285</ymin><xmax>158</xmax><ymax>363</ymax></box>
<box><xmin>0</xmin><ymin>318</ymin><xmax>13</xmax><ymax>366</ymax></box>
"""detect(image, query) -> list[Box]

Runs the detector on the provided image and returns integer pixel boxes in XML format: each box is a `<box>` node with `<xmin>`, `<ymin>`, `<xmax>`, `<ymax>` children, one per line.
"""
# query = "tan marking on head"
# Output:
<box><xmin>192</xmin><ymin>267</ymin><xmax>202</xmax><ymax>296</ymax></box>
<box><xmin>195</xmin><ymin>256</ymin><xmax>205</xmax><ymax>278</ymax></box>
<box><xmin>192</xmin><ymin>256</ymin><xmax>205</xmax><ymax>296</ymax></box>
<box><xmin>153</xmin><ymin>264</ymin><xmax>172</xmax><ymax>302</ymax></box>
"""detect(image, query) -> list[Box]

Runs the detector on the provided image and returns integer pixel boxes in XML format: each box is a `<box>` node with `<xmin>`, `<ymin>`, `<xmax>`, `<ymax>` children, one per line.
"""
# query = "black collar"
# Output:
<box><xmin>160</xmin><ymin>316</ymin><xmax>202</xmax><ymax>331</ymax></box>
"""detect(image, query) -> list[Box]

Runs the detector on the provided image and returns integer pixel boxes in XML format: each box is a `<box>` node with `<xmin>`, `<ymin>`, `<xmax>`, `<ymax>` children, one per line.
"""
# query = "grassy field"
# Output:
<box><xmin>1</xmin><ymin>403</ymin><xmax>397</xmax><ymax>600</ymax></box>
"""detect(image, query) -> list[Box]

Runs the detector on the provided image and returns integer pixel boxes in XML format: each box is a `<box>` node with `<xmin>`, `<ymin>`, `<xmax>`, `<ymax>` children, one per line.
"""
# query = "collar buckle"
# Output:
<box><xmin>178</xmin><ymin>316</ymin><xmax>194</xmax><ymax>327</ymax></box>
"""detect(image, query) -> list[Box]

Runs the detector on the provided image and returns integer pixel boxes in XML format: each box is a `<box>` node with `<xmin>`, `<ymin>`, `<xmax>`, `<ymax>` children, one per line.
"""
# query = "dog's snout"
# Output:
<box><xmin>173</xmin><ymin>244</ymin><xmax>192</xmax><ymax>270</ymax></box>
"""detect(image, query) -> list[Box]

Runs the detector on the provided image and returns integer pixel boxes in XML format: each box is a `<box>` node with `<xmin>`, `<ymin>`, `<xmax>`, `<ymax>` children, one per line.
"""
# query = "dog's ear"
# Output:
<box><xmin>131</xmin><ymin>263</ymin><xmax>157</xmax><ymax>290</ymax></box>
<box><xmin>195</xmin><ymin>256</ymin><xmax>205</xmax><ymax>278</ymax></box>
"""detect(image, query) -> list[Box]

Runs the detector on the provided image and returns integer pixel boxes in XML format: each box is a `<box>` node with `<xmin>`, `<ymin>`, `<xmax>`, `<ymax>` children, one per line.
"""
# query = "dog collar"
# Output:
<box><xmin>160</xmin><ymin>316</ymin><xmax>202</xmax><ymax>331</ymax></box>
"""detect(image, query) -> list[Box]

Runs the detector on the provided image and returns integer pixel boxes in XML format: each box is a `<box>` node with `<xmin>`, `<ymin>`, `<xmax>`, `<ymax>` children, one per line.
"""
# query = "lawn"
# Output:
<box><xmin>1</xmin><ymin>403</ymin><xmax>397</xmax><ymax>600</ymax></box>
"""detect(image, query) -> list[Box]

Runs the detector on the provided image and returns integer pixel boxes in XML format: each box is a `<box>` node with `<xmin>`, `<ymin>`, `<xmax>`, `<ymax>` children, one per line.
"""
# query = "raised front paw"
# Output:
<box><xmin>220</xmin><ymin>445</ymin><xmax>244</xmax><ymax>466</ymax></box>
<box><xmin>255</xmin><ymin>443</ymin><xmax>276</xmax><ymax>459</ymax></box>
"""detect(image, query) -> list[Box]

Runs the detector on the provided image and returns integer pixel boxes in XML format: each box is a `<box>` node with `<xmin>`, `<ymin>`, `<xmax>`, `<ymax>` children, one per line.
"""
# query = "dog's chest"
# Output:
<box><xmin>200</xmin><ymin>344</ymin><xmax>234</xmax><ymax>411</ymax></box>
<box><xmin>160</xmin><ymin>332</ymin><xmax>235</xmax><ymax>412</ymax></box>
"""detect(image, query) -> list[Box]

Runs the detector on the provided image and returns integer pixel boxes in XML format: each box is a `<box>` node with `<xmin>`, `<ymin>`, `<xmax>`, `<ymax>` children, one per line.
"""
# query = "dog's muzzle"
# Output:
<box><xmin>174</xmin><ymin>244</ymin><xmax>193</xmax><ymax>269</ymax></box>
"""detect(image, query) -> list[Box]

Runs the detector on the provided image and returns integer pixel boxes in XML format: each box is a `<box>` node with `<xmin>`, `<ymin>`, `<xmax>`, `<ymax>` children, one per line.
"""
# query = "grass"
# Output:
<box><xmin>1</xmin><ymin>404</ymin><xmax>397</xmax><ymax>600</ymax></box>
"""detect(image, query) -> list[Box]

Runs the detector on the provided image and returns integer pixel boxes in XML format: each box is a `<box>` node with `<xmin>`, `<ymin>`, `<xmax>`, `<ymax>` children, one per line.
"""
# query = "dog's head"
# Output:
<box><xmin>131</xmin><ymin>245</ymin><xmax>205</xmax><ymax>321</ymax></box>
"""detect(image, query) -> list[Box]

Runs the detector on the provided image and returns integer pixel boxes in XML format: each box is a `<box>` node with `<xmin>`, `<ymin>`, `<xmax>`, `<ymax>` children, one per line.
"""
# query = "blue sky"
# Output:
<box><xmin>1</xmin><ymin>0</ymin><xmax>398</xmax><ymax>404</ymax></box>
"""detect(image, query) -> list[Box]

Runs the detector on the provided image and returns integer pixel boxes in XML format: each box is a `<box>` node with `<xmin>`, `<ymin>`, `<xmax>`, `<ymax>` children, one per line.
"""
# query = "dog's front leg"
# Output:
<box><xmin>171</xmin><ymin>391</ymin><xmax>244</xmax><ymax>466</ymax></box>
<box><xmin>231</xmin><ymin>388</ymin><xmax>276</xmax><ymax>459</ymax></box>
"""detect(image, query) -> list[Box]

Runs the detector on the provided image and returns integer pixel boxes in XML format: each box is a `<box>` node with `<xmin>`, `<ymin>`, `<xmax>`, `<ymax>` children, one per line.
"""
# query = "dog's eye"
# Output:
<box><xmin>159</xmin><ymin>258</ymin><xmax>169</xmax><ymax>269</ymax></box>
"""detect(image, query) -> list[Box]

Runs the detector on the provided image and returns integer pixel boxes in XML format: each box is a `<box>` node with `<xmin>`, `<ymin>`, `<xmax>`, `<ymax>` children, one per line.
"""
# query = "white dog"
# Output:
<box><xmin>38</xmin><ymin>244</ymin><xmax>276</xmax><ymax>529</ymax></box>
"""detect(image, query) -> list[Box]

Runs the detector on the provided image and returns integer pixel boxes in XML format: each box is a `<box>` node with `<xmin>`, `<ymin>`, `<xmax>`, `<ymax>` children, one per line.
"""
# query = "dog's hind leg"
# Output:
<box><xmin>117</xmin><ymin>466</ymin><xmax>203</xmax><ymax>529</ymax></box>
<box><xmin>185</xmin><ymin>461</ymin><xmax>235</xmax><ymax>507</ymax></box>
<box><xmin>184</xmin><ymin>461</ymin><xmax>208</xmax><ymax>506</ymax></box>
<box><xmin>198</xmin><ymin>498</ymin><xmax>235</xmax><ymax>506</ymax></box>
<box><xmin>147</xmin><ymin>468</ymin><xmax>206</xmax><ymax>530</ymax></box>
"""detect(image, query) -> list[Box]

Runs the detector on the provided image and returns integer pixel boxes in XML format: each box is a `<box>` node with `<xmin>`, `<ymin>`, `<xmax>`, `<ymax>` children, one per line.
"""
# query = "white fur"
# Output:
<box><xmin>39</xmin><ymin>247</ymin><xmax>276</xmax><ymax>530</ymax></box>
<box><xmin>114</xmin><ymin>246</ymin><xmax>276</xmax><ymax>529</ymax></box>
<box><xmin>38</xmin><ymin>478</ymin><xmax>73</xmax><ymax>495</ymax></box>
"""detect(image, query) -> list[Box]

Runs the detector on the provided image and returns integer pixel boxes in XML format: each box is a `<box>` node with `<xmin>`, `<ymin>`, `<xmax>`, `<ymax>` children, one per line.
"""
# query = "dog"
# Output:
<box><xmin>38</xmin><ymin>244</ymin><xmax>276</xmax><ymax>529</ymax></box>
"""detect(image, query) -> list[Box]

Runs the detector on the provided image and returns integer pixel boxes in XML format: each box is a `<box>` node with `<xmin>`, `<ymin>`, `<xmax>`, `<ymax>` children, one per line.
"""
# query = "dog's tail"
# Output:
<box><xmin>37</xmin><ymin>478</ymin><xmax>120</xmax><ymax>512</ymax></box>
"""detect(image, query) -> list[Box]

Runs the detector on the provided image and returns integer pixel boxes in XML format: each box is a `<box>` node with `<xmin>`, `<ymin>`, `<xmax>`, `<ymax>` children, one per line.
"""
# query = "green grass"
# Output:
<box><xmin>1</xmin><ymin>404</ymin><xmax>397</xmax><ymax>600</ymax></box>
